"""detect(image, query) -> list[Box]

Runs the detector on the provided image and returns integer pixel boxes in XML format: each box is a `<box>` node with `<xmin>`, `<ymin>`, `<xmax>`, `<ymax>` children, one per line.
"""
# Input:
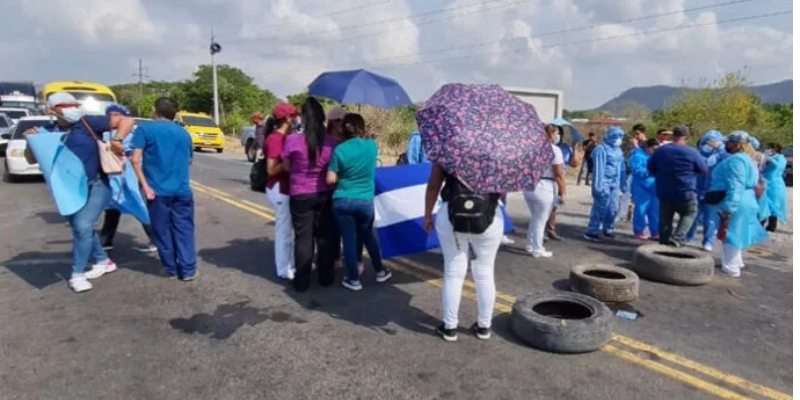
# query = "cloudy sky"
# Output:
<box><xmin>0</xmin><ymin>0</ymin><xmax>792</xmax><ymax>109</ymax></box>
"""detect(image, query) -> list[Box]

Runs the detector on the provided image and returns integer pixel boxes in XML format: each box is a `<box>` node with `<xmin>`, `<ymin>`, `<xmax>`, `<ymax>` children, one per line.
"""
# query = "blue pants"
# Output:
<box><xmin>687</xmin><ymin>203</ymin><xmax>718</xmax><ymax>247</ymax></box>
<box><xmin>148</xmin><ymin>193</ymin><xmax>196</xmax><ymax>278</ymax></box>
<box><xmin>632</xmin><ymin>194</ymin><xmax>660</xmax><ymax>236</ymax></box>
<box><xmin>67</xmin><ymin>179</ymin><xmax>111</xmax><ymax>274</ymax></box>
<box><xmin>332</xmin><ymin>198</ymin><xmax>385</xmax><ymax>282</ymax></box>
<box><xmin>587</xmin><ymin>187</ymin><xmax>620</xmax><ymax>236</ymax></box>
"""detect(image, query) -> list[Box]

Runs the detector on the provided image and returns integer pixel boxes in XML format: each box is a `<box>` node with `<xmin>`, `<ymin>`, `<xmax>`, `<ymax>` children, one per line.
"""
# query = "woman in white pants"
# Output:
<box><xmin>523</xmin><ymin>125</ymin><xmax>566</xmax><ymax>258</ymax></box>
<box><xmin>424</xmin><ymin>164</ymin><xmax>503</xmax><ymax>342</ymax></box>
<box><xmin>264</xmin><ymin>103</ymin><xmax>298</xmax><ymax>280</ymax></box>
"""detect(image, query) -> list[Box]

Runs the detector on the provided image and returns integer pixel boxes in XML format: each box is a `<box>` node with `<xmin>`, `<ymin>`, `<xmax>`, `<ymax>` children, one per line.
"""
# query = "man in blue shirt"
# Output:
<box><xmin>647</xmin><ymin>124</ymin><xmax>708</xmax><ymax>247</ymax></box>
<box><xmin>131</xmin><ymin>97</ymin><xmax>197</xmax><ymax>280</ymax></box>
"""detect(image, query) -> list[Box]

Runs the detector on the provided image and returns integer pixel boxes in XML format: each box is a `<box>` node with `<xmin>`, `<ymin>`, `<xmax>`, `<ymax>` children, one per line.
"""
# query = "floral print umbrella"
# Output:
<box><xmin>416</xmin><ymin>83</ymin><xmax>554</xmax><ymax>193</ymax></box>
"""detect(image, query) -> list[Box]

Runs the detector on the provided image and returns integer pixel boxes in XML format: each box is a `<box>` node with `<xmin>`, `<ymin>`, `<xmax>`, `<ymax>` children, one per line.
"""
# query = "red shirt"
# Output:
<box><xmin>264</xmin><ymin>130</ymin><xmax>290</xmax><ymax>195</ymax></box>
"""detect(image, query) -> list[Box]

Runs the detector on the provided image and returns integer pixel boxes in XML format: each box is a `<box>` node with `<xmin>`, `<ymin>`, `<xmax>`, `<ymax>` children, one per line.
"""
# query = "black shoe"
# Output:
<box><xmin>602</xmin><ymin>231</ymin><xmax>616</xmax><ymax>239</ymax></box>
<box><xmin>471</xmin><ymin>322</ymin><xmax>491</xmax><ymax>340</ymax></box>
<box><xmin>547</xmin><ymin>232</ymin><xmax>563</xmax><ymax>242</ymax></box>
<box><xmin>435</xmin><ymin>324</ymin><xmax>458</xmax><ymax>342</ymax></box>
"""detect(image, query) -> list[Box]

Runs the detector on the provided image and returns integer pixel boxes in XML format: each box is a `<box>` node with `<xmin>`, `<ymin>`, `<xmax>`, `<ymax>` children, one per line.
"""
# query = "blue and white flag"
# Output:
<box><xmin>374</xmin><ymin>164</ymin><xmax>513</xmax><ymax>259</ymax></box>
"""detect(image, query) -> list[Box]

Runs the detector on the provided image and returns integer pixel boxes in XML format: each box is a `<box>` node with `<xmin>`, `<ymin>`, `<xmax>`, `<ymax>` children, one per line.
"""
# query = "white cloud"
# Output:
<box><xmin>0</xmin><ymin>0</ymin><xmax>791</xmax><ymax>109</ymax></box>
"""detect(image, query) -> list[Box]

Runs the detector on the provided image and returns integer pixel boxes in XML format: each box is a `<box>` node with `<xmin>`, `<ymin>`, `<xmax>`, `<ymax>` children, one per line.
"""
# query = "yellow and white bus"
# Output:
<box><xmin>42</xmin><ymin>81</ymin><xmax>117</xmax><ymax>115</ymax></box>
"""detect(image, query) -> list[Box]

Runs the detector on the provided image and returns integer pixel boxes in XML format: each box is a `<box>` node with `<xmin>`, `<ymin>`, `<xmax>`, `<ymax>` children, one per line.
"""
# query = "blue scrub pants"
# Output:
<box><xmin>148</xmin><ymin>193</ymin><xmax>196</xmax><ymax>278</ymax></box>
<box><xmin>632</xmin><ymin>194</ymin><xmax>660</xmax><ymax>237</ymax></box>
<box><xmin>587</xmin><ymin>187</ymin><xmax>620</xmax><ymax>236</ymax></box>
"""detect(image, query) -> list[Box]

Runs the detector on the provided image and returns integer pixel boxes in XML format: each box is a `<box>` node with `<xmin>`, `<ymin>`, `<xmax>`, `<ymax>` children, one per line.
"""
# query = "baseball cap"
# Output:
<box><xmin>272</xmin><ymin>102</ymin><xmax>298</xmax><ymax>120</ymax></box>
<box><xmin>327</xmin><ymin>106</ymin><xmax>346</xmax><ymax>121</ymax></box>
<box><xmin>725</xmin><ymin>131</ymin><xmax>751</xmax><ymax>143</ymax></box>
<box><xmin>105</xmin><ymin>103</ymin><xmax>131</xmax><ymax>116</ymax></box>
<box><xmin>47</xmin><ymin>92</ymin><xmax>79</xmax><ymax>108</ymax></box>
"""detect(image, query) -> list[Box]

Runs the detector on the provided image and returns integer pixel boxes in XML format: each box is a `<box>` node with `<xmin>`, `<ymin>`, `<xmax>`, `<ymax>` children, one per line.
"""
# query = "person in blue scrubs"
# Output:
<box><xmin>406</xmin><ymin>130</ymin><xmax>429</xmax><ymax>164</ymax></box>
<box><xmin>584</xmin><ymin>126</ymin><xmax>626</xmax><ymax>241</ymax></box>
<box><xmin>708</xmin><ymin>131</ymin><xmax>767</xmax><ymax>277</ymax></box>
<box><xmin>686</xmin><ymin>130</ymin><xmax>725</xmax><ymax>251</ymax></box>
<box><xmin>131</xmin><ymin>97</ymin><xmax>197</xmax><ymax>281</ymax></box>
<box><xmin>629</xmin><ymin>138</ymin><xmax>660</xmax><ymax>240</ymax></box>
<box><xmin>758</xmin><ymin>142</ymin><xmax>788</xmax><ymax>232</ymax></box>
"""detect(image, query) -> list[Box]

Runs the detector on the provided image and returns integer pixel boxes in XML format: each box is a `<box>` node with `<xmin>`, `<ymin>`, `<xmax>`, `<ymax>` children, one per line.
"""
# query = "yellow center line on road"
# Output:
<box><xmin>191</xmin><ymin>181</ymin><xmax>789</xmax><ymax>400</ymax></box>
<box><xmin>602</xmin><ymin>345</ymin><xmax>752</xmax><ymax>400</ymax></box>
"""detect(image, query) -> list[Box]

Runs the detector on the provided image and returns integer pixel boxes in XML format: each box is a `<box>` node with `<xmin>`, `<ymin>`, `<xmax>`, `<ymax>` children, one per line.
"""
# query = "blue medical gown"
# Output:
<box><xmin>708</xmin><ymin>153</ymin><xmax>767</xmax><ymax>249</ymax></box>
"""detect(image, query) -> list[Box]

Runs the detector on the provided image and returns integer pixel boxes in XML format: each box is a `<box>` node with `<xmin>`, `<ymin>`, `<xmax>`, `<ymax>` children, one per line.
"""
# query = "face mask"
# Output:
<box><xmin>293</xmin><ymin>117</ymin><xmax>302</xmax><ymax>132</ymax></box>
<box><xmin>764</xmin><ymin>149</ymin><xmax>774</xmax><ymax>157</ymax></box>
<box><xmin>700</xmin><ymin>144</ymin><xmax>714</xmax><ymax>155</ymax></box>
<box><xmin>554</xmin><ymin>135</ymin><xmax>562</xmax><ymax>145</ymax></box>
<box><xmin>613</xmin><ymin>138</ymin><xmax>622</xmax><ymax>147</ymax></box>
<box><xmin>61</xmin><ymin>107</ymin><xmax>85</xmax><ymax>123</ymax></box>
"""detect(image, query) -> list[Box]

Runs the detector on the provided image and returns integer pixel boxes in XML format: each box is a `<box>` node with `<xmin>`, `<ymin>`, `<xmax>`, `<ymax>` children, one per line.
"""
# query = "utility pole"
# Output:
<box><xmin>131</xmin><ymin>59</ymin><xmax>149</xmax><ymax>116</ymax></box>
<box><xmin>210</xmin><ymin>31</ymin><xmax>222</xmax><ymax>126</ymax></box>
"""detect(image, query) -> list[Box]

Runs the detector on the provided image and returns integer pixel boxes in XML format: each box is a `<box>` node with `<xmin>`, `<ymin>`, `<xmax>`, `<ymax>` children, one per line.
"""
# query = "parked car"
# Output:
<box><xmin>3</xmin><ymin>116</ymin><xmax>54</xmax><ymax>182</ymax></box>
<box><xmin>783</xmin><ymin>145</ymin><xmax>792</xmax><ymax>187</ymax></box>
<box><xmin>240</xmin><ymin>125</ymin><xmax>258</xmax><ymax>162</ymax></box>
<box><xmin>175</xmin><ymin>111</ymin><xmax>225</xmax><ymax>153</ymax></box>
<box><xmin>0</xmin><ymin>107</ymin><xmax>30</xmax><ymax>124</ymax></box>
<box><xmin>0</xmin><ymin>113</ymin><xmax>12</xmax><ymax>153</ymax></box>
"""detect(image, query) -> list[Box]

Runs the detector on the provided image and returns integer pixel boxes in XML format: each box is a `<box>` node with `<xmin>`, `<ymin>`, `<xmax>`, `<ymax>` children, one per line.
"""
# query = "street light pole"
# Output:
<box><xmin>210</xmin><ymin>31</ymin><xmax>222</xmax><ymax>126</ymax></box>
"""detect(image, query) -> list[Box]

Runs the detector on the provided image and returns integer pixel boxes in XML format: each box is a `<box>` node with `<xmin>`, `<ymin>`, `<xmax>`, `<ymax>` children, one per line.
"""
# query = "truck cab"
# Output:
<box><xmin>175</xmin><ymin>111</ymin><xmax>225</xmax><ymax>153</ymax></box>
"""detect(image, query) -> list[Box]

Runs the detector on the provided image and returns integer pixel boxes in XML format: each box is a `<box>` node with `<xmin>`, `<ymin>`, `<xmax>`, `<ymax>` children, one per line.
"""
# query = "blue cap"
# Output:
<box><xmin>700</xmin><ymin>130</ymin><xmax>724</xmax><ymax>145</ymax></box>
<box><xmin>747</xmin><ymin>136</ymin><xmax>760</xmax><ymax>150</ymax></box>
<box><xmin>726</xmin><ymin>130</ymin><xmax>750</xmax><ymax>144</ymax></box>
<box><xmin>105</xmin><ymin>103</ymin><xmax>131</xmax><ymax>117</ymax></box>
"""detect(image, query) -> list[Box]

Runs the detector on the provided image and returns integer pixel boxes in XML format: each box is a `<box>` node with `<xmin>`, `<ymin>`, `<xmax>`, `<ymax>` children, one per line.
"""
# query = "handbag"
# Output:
<box><xmin>250</xmin><ymin>158</ymin><xmax>268</xmax><ymax>192</ymax></box>
<box><xmin>81</xmin><ymin>118</ymin><xmax>124</xmax><ymax>175</ymax></box>
<box><xmin>703</xmin><ymin>190</ymin><xmax>726</xmax><ymax>205</ymax></box>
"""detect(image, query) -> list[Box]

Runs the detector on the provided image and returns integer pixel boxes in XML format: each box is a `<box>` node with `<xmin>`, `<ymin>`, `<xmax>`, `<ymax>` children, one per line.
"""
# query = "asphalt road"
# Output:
<box><xmin>0</xmin><ymin>150</ymin><xmax>793</xmax><ymax>400</ymax></box>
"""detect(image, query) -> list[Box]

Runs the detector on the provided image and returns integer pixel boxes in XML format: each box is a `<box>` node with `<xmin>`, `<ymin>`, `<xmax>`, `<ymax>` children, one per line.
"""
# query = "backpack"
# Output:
<box><xmin>442</xmin><ymin>173</ymin><xmax>499</xmax><ymax>234</ymax></box>
<box><xmin>250</xmin><ymin>158</ymin><xmax>267</xmax><ymax>192</ymax></box>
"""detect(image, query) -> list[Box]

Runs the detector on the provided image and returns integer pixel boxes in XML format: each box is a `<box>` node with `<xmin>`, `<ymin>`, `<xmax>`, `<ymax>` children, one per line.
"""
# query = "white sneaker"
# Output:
<box><xmin>525</xmin><ymin>245</ymin><xmax>534</xmax><ymax>254</ymax></box>
<box><xmin>135</xmin><ymin>243</ymin><xmax>158</xmax><ymax>253</ymax></box>
<box><xmin>501</xmin><ymin>235</ymin><xmax>515</xmax><ymax>245</ymax></box>
<box><xmin>703</xmin><ymin>244</ymin><xmax>713</xmax><ymax>252</ymax></box>
<box><xmin>720</xmin><ymin>266</ymin><xmax>741</xmax><ymax>278</ymax></box>
<box><xmin>532</xmin><ymin>250</ymin><xmax>553</xmax><ymax>258</ymax></box>
<box><xmin>69</xmin><ymin>274</ymin><xmax>93</xmax><ymax>293</ymax></box>
<box><xmin>85</xmin><ymin>260</ymin><xmax>118</xmax><ymax>280</ymax></box>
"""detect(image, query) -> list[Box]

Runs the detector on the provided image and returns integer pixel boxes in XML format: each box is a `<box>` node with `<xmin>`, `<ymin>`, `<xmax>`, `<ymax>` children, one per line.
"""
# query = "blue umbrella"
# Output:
<box><xmin>550</xmin><ymin>117</ymin><xmax>585</xmax><ymax>143</ymax></box>
<box><xmin>308</xmin><ymin>69</ymin><xmax>413</xmax><ymax>108</ymax></box>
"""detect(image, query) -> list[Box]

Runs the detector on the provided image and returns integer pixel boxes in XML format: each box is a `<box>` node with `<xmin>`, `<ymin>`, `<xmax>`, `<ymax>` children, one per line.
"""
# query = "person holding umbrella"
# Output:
<box><xmin>419</xmin><ymin>84</ymin><xmax>553</xmax><ymax>342</ymax></box>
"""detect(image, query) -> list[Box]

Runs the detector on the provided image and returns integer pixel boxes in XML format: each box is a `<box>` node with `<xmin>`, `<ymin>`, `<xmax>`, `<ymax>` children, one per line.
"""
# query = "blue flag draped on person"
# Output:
<box><xmin>26</xmin><ymin>127</ymin><xmax>149</xmax><ymax>224</ymax></box>
<box><xmin>374</xmin><ymin>163</ymin><xmax>513</xmax><ymax>258</ymax></box>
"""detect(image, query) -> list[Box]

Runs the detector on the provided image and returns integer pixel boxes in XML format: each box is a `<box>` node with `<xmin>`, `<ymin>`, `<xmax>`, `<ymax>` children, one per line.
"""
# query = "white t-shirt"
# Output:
<box><xmin>542</xmin><ymin>144</ymin><xmax>564</xmax><ymax>179</ymax></box>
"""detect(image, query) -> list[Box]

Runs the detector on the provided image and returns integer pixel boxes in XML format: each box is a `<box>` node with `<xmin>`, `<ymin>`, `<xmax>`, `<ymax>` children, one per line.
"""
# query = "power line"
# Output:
<box><xmin>224</xmin><ymin>0</ymin><xmax>527</xmax><ymax>45</ymax></box>
<box><xmin>238</xmin><ymin>0</ymin><xmax>755</xmax><ymax>69</ymax></box>
<box><xmin>131</xmin><ymin>59</ymin><xmax>150</xmax><ymax>114</ymax></box>
<box><xmin>258</xmin><ymin>9</ymin><xmax>791</xmax><ymax>77</ymax></box>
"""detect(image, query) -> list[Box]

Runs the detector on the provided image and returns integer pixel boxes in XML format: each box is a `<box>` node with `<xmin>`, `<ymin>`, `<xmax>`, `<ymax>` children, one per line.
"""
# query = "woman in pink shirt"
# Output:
<box><xmin>281</xmin><ymin>97</ymin><xmax>339</xmax><ymax>292</ymax></box>
<box><xmin>264</xmin><ymin>102</ymin><xmax>298</xmax><ymax>281</ymax></box>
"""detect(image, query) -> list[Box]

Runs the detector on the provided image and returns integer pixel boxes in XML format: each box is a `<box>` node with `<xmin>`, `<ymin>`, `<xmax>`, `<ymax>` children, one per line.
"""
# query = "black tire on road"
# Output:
<box><xmin>569</xmin><ymin>264</ymin><xmax>639</xmax><ymax>303</ymax></box>
<box><xmin>216</xmin><ymin>148</ymin><xmax>224</xmax><ymax>154</ymax></box>
<box><xmin>511</xmin><ymin>291</ymin><xmax>613</xmax><ymax>353</ymax></box>
<box><xmin>3</xmin><ymin>162</ymin><xmax>17</xmax><ymax>183</ymax></box>
<box><xmin>631</xmin><ymin>244</ymin><xmax>714</xmax><ymax>286</ymax></box>
<box><xmin>246</xmin><ymin>139</ymin><xmax>256</xmax><ymax>162</ymax></box>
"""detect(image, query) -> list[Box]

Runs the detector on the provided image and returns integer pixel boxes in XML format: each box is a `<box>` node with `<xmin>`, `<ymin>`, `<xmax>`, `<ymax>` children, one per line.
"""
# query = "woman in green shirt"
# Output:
<box><xmin>326</xmin><ymin>113</ymin><xmax>392</xmax><ymax>291</ymax></box>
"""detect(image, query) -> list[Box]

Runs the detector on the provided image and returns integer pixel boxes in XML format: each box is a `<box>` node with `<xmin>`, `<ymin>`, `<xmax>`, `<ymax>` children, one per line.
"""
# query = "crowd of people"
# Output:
<box><xmin>20</xmin><ymin>91</ymin><xmax>789</xmax><ymax>343</ymax></box>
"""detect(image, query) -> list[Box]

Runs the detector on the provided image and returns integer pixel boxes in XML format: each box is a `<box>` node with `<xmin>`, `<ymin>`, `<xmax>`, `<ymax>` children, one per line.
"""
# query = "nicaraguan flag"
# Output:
<box><xmin>374</xmin><ymin>163</ymin><xmax>513</xmax><ymax>259</ymax></box>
